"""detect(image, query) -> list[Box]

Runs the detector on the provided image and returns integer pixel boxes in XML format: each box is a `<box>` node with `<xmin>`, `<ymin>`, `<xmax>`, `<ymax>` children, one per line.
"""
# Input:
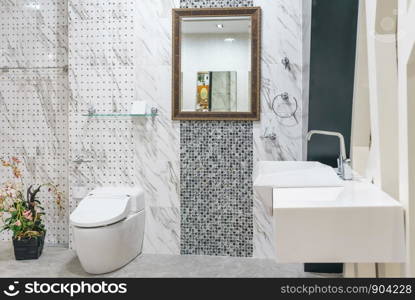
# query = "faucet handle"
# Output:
<box><xmin>343</xmin><ymin>159</ymin><xmax>353</xmax><ymax>180</ymax></box>
<box><xmin>337</xmin><ymin>157</ymin><xmax>344</xmax><ymax>175</ymax></box>
<box><xmin>337</xmin><ymin>157</ymin><xmax>353</xmax><ymax>180</ymax></box>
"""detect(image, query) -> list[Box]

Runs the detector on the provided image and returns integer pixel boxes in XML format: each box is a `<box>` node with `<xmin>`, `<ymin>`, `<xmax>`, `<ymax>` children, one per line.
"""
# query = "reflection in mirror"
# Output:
<box><xmin>196</xmin><ymin>71</ymin><xmax>237</xmax><ymax>112</ymax></box>
<box><xmin>181</xmin><ymin>17</ymin><xmax>252</xmax><ymax>113</ymax></box>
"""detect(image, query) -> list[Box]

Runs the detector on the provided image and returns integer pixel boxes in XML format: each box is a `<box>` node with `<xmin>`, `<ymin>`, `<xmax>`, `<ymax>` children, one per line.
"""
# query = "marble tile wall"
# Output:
<box><xmin>132</xmin><ymin>0</ymin><xmax>181</xmax><ymax>254</ymax></box>
<box><xmin>68</xmin><ymin>0</ymin><xmax>181</xmax><ymax>254</ymax></box>
<box><xmin>253</xmin><ymin>0</ymin><xmax>311</xmax><ymax>258</ymax></box>
<box><xmin>0</xmin><ymin>0</ymin><xmax>68</xmax><ymax>68</ymax></box>
<box><xmin>0</xmin><ymin>0</ymin><xmax>69</xmax><ymax>244</ymax></box>
<box><xmin>67</xmin><ymin>0</ymin><xmax>137</xmax><ymax>248</ymax></box>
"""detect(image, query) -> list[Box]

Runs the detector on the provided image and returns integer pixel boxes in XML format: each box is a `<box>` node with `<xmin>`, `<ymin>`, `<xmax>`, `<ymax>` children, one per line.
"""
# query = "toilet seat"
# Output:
<box><xmin>70</xmin><ymin>195</ymin><xmax>131</xmax><ymax>228</ymax></box>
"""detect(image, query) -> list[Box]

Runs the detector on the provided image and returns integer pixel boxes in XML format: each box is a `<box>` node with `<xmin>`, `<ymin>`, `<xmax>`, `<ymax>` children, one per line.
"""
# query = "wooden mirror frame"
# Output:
<box><xmin>172</xmin><ymin>7</ymin><xmax>261</xmax><ymax>121</ymax></box>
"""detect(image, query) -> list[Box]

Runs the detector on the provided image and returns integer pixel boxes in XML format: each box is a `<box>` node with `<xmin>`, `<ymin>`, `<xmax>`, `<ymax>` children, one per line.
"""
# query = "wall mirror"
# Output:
<box><xmin>172</xmin><ymin>7</ymin><xmax>261</xmax><ymax>120</ymax></box>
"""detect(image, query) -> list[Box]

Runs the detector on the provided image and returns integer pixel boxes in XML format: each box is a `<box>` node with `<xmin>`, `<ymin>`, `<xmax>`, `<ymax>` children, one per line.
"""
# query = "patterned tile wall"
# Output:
<box><xmin>179</xmin><ymin>0</ymin><xmax>254</xmax><ymax>257</ymax></box>
<box><xmin>0</xmin><ymin>1</ymin><xmax>69</xmax><ymax>245</ymax></box>
<box><xmin>67</xmin><ymin>0</ymin><xmax>138</xmax><ymax>247</ymax></box>
<box><xmin>68</xmin><ymin>0</ymin><xmax>181</xmax><ymax>254</ymax></box>
<box><xmin>0</xmin><ymin>0</ymin><xmax>68</xmax><ymax>68</ymax></box>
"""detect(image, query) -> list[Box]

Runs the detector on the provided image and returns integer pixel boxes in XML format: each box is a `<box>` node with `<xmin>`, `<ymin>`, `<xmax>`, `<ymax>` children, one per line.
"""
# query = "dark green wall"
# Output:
<box><xmin>307</xmin><ymin>0</ymin><xmax>359</xmax><ymax>167</ymax></box>
<box><xmin>305</xmin><ymin>0</ymin><xmax>360</xmax><ymax>274</ymax></box>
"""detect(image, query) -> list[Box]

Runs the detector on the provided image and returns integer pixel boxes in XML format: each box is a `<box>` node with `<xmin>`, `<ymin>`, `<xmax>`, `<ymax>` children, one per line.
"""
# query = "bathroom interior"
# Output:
<box><xmin>0</xmin><ymin>0</ymin><xmax>415</xmax><ymax>279</ymax></box>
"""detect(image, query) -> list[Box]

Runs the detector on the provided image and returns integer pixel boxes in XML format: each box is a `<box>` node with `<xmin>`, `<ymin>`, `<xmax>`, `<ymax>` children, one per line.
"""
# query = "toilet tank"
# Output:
<box><xmin>87</xmin><ymin>186</ymin><xmax>145</xmax><ymax>213</ymax></box>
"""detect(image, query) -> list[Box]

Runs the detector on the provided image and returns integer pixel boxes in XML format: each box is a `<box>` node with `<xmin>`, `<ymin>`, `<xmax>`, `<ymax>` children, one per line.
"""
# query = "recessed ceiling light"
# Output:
<box><xmin>217</xmin><ymin>24</ymin><xmax>224</xmax><ymax>29</ymax></box>
<box><xmin>224</xmin><ymin>38</ymin><xmax>235</xmax><ymax>43</ymax></box>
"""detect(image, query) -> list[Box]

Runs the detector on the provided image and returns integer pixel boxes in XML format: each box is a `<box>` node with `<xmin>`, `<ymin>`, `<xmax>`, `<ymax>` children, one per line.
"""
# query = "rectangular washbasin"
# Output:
<box><xmin>253</xmin><ymin>161</ymin><xmax>405</xmax><ymax>263</ymax></box>
<box><xmin>273</xmin><ymin>182</ymin><xmax>405</xmax><ymax>263</ymax></box>
<box><xmin>254</xmin><ymin>161</ymin><xmax>344</xmax><ymax>188</ymax></box>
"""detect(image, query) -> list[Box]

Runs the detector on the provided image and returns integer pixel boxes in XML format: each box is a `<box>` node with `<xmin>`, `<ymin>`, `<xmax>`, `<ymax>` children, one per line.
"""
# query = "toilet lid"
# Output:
<box><xmin>70</xmin><ymin>195</ymin><xmax>131</xmax><ymax>228</ymax></box>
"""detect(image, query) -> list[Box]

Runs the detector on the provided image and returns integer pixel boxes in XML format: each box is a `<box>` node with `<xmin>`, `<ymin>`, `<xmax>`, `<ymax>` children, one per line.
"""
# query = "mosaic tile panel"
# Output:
<box><xmin>179</xmin><ymin>0</ymin><xmax>254</xmax><ymax>258</ymax></box>
<box><xmin>180</xmin><ymin>121</ymin><xmax>253</xmax><ymax>257</ymax></box>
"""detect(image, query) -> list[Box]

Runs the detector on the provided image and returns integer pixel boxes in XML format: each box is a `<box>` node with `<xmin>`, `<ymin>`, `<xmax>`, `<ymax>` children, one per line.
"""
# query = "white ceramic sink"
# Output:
<box><xmin>273</xmin><ymin>182</ymin><xmax>405</xmax><ymax>263</ymax></box>
<box><xmin>253</xmin><ymin>161</ymin><xmax>406</xmax><ymax>263</ymax></box>
<box><xmin>254</xmin><ymin>161</ymin><xmax>344</xmax><ymax>188</ymax></box>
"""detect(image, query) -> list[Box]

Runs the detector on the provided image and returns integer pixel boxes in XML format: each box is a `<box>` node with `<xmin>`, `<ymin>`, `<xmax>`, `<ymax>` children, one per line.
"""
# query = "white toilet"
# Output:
<box><xmin>70</xmin><ymin>186</ymin><xmax>145</xmax><ymax>274</ymax></box>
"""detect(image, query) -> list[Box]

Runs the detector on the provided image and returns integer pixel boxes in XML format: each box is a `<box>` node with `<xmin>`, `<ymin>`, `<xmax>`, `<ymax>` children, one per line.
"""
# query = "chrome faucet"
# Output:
<box><xmin>306</xmin><ymin>130</ymin><xmax>352</xmax><ymax>180</ymax></box>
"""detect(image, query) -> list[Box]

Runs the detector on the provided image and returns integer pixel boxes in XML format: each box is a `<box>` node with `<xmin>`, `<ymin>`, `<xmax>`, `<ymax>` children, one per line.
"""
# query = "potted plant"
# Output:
<box><xmin>0</xmin><ymin>157</ymin><xmax>63</xmax><ymax>260</ymax></box>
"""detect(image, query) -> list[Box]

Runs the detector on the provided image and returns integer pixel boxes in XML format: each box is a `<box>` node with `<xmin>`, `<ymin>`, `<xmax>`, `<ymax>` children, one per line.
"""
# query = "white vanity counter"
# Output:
<box><xmin>274</xmin><ymin>180</ymin><xmax>401</xmax><ymax>209</ymax></box>
<box><xmin>254</xmin><ymin>161</ymin><xmax>406</xmax><ymax>264</ymax></box>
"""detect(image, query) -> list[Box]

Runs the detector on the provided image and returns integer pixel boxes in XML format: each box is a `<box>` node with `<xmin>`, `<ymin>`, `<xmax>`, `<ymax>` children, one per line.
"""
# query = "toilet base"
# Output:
<box><xmin>72</xmin><ymin>210</ymin><xmax>145</xmax><ymax>274</ymax></box>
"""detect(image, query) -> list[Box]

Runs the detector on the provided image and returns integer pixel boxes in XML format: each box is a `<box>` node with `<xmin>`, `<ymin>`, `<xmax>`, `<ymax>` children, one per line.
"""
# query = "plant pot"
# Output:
<box><xmin>12</xmin><ymin>232</ymin><xmax>45</xmax><ymax>260</ymax></box>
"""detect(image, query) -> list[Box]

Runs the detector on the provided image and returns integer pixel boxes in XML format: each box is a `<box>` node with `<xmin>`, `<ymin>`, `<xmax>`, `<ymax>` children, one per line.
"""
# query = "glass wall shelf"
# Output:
<box><xmin>82</xmin><ymin>113</ymin><xmax>158</xmax><ymax>117</ymax></box>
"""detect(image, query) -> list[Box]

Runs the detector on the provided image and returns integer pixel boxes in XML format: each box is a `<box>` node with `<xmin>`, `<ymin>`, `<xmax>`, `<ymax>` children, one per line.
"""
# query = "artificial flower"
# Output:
<box><xmin>12</xmin><ymin>167</ymin><xmax>22</xmax><ymax>179</ymax></box>
<box><xmin>1</xmin><ymin>160</ymin><xmax>10</xmax><ymax>167</ymax></box>
<box><xmin>11</xmin><ymin>157</ymin><xmax>21</xmax><ymax>164</ymax></box>
<box><xmin>0</xmin><ymin>157</ymin><xmax>63</xmax><ymax>240</ymax></box>
<box><xmin>23</xmin><ymin>210</ymin><xmax>33</xmax><ymax>221</ymax></box>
